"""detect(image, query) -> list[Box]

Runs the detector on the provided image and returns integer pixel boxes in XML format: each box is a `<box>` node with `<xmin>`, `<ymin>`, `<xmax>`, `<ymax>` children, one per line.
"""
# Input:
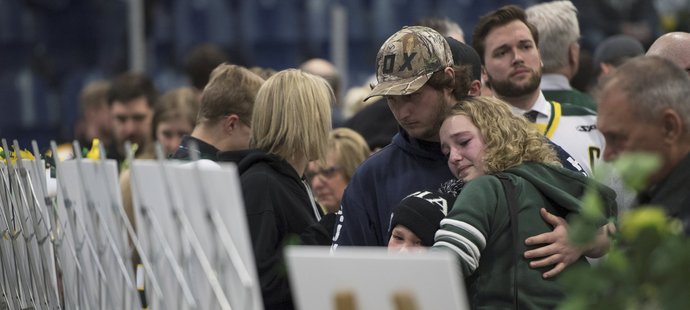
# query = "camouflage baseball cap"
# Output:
<box><xmin>365</xmin><ymin>26</ymin><xmax>453</xmax><ymax>101</ymax></box>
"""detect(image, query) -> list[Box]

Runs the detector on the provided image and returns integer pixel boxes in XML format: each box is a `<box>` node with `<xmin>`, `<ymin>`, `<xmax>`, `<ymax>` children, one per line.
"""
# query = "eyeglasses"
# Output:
<box><xmin>305</xmin><ymin>165</ymin><xmax>341</xmax><ymax>182</ymax></box>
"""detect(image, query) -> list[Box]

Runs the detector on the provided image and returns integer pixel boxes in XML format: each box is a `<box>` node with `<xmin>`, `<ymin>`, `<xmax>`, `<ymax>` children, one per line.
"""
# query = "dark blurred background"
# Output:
<box><xmin>1</xmin><ymin>0</ymin><xmax>688</xmax><ymax>147</ymax></box>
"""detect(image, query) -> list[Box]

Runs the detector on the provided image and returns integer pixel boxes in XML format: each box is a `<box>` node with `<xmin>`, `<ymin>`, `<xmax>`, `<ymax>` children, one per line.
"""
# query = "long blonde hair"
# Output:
<box><xmin>250</xmin><ymin>69</ymin><xmax>333</xmax><ymax>161</ymax></box>
<box><xmin>447</xmin><ymin>96</ymin><xmax>560</xmax><ymax>173</ymax></box>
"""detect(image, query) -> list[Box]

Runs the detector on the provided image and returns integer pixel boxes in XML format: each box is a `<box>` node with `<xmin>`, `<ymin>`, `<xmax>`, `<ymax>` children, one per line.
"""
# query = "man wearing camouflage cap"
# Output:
<box><xmin>332</xmin><ymin>26</ymin><xmax>459</xmax><ymax>247</ymax></box>
<box><xmin>333</xmin><ymin>26</ymin><xmax>604</xmax><ymax>278</ymax></box>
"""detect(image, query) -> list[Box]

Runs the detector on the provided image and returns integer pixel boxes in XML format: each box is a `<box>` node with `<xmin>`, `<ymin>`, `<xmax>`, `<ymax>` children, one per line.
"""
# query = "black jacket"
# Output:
<box><xmin>217</xmin><ymin>148</ymin><xmax>253</xmax><ymax>164</ymax></box>
<box><xmin>171</xmin><ymin>135</ymin><xmax>220</xmax><ymax>161</ymax></box>
<box><xmin>237</xmin><ymin>150</ymin><xmax>330</xmax><ymax>309</ymax></box>
<box><xmin>638</xmin><ymin>152</ymin><xmax>690</xmax><ymax>235</ymax></box>
<box><xmin>344</xmin><ymin>98</ymin><xmax>399</xmax><ymax>150</ymax></box>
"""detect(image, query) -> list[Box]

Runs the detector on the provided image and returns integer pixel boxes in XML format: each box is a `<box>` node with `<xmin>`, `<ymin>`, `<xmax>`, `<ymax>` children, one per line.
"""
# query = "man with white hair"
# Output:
<box><xmin>528</xmin><ymin>1</ymin><xmax>637</xmax><ymax>211</ymax></box>
<box><xmin>646</xmin><ymin>32</ymin><xmax>690</xmax><ymax>75</ymax></box>
<box><xmin>526</xmin><ymin>0</ymin><xmax>597</xmax><ymax>111</ymax></box>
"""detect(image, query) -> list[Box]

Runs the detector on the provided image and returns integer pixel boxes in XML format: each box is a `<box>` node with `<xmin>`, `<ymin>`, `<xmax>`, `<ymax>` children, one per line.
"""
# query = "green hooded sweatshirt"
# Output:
<box><xmin>432</xmin><ymin>162</ymin><xmax>617</xmax><ymax>309</ymax></box>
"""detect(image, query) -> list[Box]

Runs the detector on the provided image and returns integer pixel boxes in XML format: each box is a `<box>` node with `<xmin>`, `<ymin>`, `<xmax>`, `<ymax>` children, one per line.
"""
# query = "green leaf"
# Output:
<box><xmin>558</xmin><ymin>152</ymin><xmax>690</xmax><ymax>309</ymax></box>
<box><xmin>612</xmin><ymin>153</ymin><xmax>661</xmax><ymax>191</ymax></box>
<box><xmin>580</xmin><ymin>187</ymin><xmax>604</xmax><ymax>220</ymax></box>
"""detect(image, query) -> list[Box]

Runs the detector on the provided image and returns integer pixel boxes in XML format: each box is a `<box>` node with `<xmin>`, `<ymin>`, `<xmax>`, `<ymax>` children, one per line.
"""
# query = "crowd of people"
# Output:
<box><xmin>64</xmin><ymin>1</ymin><xmax>690</xmax><ymax>309</ymax></box>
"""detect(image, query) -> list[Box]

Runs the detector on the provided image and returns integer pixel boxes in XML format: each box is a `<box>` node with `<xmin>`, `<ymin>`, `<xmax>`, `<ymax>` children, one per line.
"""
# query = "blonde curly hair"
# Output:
<box><xmin>447</xmin><ymin>96</ymin><xmax>561</xmax><ymax>173</ymax></box>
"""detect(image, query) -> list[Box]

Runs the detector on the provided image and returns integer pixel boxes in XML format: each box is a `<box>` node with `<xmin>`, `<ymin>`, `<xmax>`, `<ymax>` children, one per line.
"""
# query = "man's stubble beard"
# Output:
<box><xmin>419</xmin><ymin>93</ymin><xmax>453</xmax><ymax>142</ymax></box>
<box><xmin>488</xmin><ymin>68</ymin><xmax>541</xmax><ymax>98</ymax></box>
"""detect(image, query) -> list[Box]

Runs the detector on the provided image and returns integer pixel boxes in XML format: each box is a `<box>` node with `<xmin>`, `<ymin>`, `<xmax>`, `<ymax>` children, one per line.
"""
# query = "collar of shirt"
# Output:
<box><xmin>509</xmin><ymin>92</ymin><xmax>551</xmax><ymax>123</ymax></box>
<box><xmin>540</xmin><ymin>74</ymin><xmax>573</xmax><ymax>91</ymax></box>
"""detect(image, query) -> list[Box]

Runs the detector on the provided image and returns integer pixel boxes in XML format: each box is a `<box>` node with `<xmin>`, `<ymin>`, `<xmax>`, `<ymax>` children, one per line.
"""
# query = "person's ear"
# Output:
<box><xmin>443</xmin><ymin>66</ymin><xmax>456</xmax><ymax>99</ymax></box>
<box><xmin>444</xmin><ymin>66</ymin><xmax>455</xmax><ymax>78</ymax></box>
<box><xmin>223</xmin><ymin>114</ymin><xmax>241</xmax><ymax>134</ymax></box>
<box><xmin>468</xmin><ymin>80</ymin><xmax>482</xmax><ymax>97</ymax></box>
<box><xmin>569</xmin><ymin>42</ymin><xmax>580</xmax><ymax>72</ymax></box>
<box><xmin>661</xmin><ymin>108</ymin><xmax>684</xmax><ymax>144</ymax></box>
<box><xmin>600</xmin><ymin>63</ymin><xmax>612</xmax><ymax>76</ymax></box>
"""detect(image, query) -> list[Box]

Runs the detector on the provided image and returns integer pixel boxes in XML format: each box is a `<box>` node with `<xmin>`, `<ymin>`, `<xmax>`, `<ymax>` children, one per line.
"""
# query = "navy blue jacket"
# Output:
<box><xmin>333</xmin><ymin>130</ymin><xmax>455</xmax><ymax>247</ymax></box>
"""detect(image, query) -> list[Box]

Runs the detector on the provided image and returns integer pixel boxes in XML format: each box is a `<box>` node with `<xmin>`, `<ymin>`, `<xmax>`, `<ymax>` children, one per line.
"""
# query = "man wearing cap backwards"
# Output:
<box><xmin>333</xmin><ymin>25</ymin><xmax>598</xmax><ymax>276</ymax></box>
<box><xmin>592</xmin><ymin>34</ymin><xmax>645</xmax><ymax>80</ymax></box>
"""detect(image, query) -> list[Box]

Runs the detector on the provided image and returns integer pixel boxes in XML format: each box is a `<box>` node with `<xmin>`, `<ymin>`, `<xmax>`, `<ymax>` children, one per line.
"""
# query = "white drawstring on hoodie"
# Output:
<box><xmin>302</xmin><ymin>179</ymin><xmax>322</xmax><ymax>221</ymax></box>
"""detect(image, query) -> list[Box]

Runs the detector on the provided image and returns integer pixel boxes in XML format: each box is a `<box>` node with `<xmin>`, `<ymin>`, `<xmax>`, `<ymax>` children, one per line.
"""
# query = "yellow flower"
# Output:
<box><xmin>86</xmin><ymin>139</ymin><xmax>101</xmax><ymax>160</ymax></box>
<box><xmin>16</xmin><ymin>149</ymin><xmax>35</xmax><ymax>161</ymax></box>
<box><xmin>620</xmin><ymin>207</ymin><xmax>680</xmax><ymax>241</ymax></box>
<box><xmin>1</xmin><ymin>147</ymin><xmax>36</xmax><ymax>165</ymax></box>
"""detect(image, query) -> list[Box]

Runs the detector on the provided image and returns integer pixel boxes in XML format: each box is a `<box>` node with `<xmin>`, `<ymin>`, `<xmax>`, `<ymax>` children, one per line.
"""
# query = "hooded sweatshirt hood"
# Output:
<box><xmin>237</xmin><ymin>149</ymin><xmax>302</xmax><ymax>181</ymax></box>
<box><xmin>432</xmin><ymin>162</ymin><xmax>617</xmax><ymax>309</ymax></box>
<box><xmin>505</xmin><ymin>162</ymin><xmax>618</xmax><ymax>218</ymax></box>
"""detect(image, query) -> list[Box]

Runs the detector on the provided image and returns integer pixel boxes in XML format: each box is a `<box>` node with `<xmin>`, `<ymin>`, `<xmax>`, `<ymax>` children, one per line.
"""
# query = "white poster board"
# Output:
<box><xmin>53</xmin><ymin>162</ymin><xmax>88</xmax><ymax>309</ymax></box>
<box><xmin>58</xmin><ymin>158</ymin><xmax>137</xmax><ymax>309</ymax></box>
<box><xmin>15</xmin><ymin>158</ymin><xmax>60</xmax><ymax>309</ymax></box>
<box><xmin>130</xmin><ymin>159</ymin><xmax>262</xmax><ymax>310</ymax></box>
<box><xmin>130</xmin><ymin>159</ymin><xmax>205</xmax><ymax>309</ymax></box>
<box><xmin>285</xmin><ymin>246</ymin><xmax>469</xmax><ymax>310</ymax></box>
<box><xmin>21</xmin><ymin>157</ymin><xmax>59</xmax><ymax>307</ymax></box>
<box><xmin>1</xmin><ymin>158</ymin><xmax>56</xmax><ymax>309</ymax></box>
<box><xmin>0</xmin><ymin>163</ymin><xmax>25</xmax><ymax>310</ymax></box>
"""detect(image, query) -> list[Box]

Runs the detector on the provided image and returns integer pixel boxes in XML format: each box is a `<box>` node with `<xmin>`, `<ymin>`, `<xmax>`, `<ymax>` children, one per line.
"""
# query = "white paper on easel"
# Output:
<box><xmin>12</xmin><ymin>159</ymin><xmax>53</xmax><ymax>308</ymax></box>
<box><xmin>52</xmin><ymin>172</ymin><xmax>82</xmax><ymax>309</ymax></box>
<box><xmin>0</xmin><ymin>163</ymin><xmax>23</xmax><ymax>310</ymax></box>
<box><xmin>286</xmin><ymin>246</ymin><xmax>470</xmax><ymax>310</ymax></box>
<box><xmin>131</xmin><ymin>159</ymin><xmax>263</xmax><ymax>310</ymax></box>
<box><xmin>59</xmin><ymin>158</ymin><xmax>138</xmax><ymax>310</ymax></box>
<box><xmin>173</xmin><ymin>160</ymin><xmax>263</xmax><ymax>310</ymax></box>
<box><xmin>2</xmin><ymin>162</ymin><xmax>40</xmax><ymax>309</ymax></box>
<box><xmin>55</xmin><ymin>162</ymin><xmax>100</xmax><ymax>309</ymax></box>
<box><xmin>21</xmin><ymin>158</ymin><xmax>60</xmax><ymax>309</ymax></box>
<box><xmin>130</xmin><ymin>159</ymin><xmax>194</xmax><ymax>309</ymax></box>
<box><xmin>59</xmin><ymin>159</ymin><xmax>134</xmax><ymax>309</ymax></box>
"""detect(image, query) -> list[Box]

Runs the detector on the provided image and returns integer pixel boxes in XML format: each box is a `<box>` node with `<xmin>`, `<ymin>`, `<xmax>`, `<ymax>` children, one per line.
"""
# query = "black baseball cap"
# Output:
<box><xmin>446</xmin><ymin>37</ymin><xmax>482</xmax><ymax>81</ymax></box>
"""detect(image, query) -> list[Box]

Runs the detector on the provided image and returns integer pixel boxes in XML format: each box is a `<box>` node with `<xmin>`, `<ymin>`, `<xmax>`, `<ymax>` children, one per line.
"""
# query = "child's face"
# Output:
<box><xmin>388</xmin><ymin>225</ymin><xmax>425</xmax><ymax>253</ymax></box>
<box><xmin>440</xmin><ymin>114</ymin><xmax>486</xmax><ymax>182</ymax></box>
